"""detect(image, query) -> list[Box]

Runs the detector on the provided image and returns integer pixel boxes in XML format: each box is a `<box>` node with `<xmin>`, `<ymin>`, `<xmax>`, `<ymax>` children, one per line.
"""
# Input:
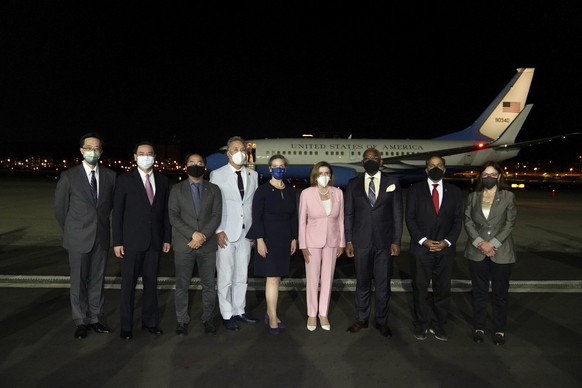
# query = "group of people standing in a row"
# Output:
<box><xmin>54</xmin><ymin>134</ymin><xmax>516</xmax><ymax>346</ymax></box>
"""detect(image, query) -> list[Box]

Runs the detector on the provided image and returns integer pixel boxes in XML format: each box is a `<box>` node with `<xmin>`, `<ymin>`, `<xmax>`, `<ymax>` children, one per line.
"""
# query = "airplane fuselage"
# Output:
<box><xmin>248</xmin><ymin>138</ymin><xmax>519</xmax><ymax>172</ymax></box>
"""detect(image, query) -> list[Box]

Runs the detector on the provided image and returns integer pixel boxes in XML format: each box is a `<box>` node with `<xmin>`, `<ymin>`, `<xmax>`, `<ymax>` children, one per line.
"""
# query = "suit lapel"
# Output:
<box><xmin>357</xmin><ymin>175</ymin><xmax>367</xmax><ymax>200</ymax></box>
<box><xmin>374</xmin><ymin>174</ymin><xmax>389</xmax><ymax>204</ymax></box>
<box><xmin>96</xmin><ymin>168</ymin><xmax>110</xmax><ymax>207</ymax></box>
<box><xmin>240</xmin><ymin>167</ymin><xmax>251</xmax><ymax>202</ymax></box>
<box><xmin>314</xmin><ymin>186</ymin><xmax>328</xmax><ymax>214</ymax></box>
<box><xmin>487</xmin><ymin>190</ymin><xmax>503</xmax><ymax>221</ymax></box>
<box><xmin>197</xmin><ymin>180</ymin><xmax>207</xmax><ymax>215</ymax></box>
<box><xmin>440</xmin><ymin>182</ymin><xmax>450</xmax><ymax>212</ymax></box>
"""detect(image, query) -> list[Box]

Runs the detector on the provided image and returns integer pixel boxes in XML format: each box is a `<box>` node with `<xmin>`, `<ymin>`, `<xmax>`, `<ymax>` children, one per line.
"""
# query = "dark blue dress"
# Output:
<box><xmin>246</xmin><ymin>182</ymin><xmax>298</xmax><ymax>277</ymax></box>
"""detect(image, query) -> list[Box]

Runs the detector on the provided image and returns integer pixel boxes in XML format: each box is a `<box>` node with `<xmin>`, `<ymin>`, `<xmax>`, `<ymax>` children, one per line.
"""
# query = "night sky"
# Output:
<box><xmin>2</xmin><ymin>3</ymin><xmax>581</xmax><ymax>163</ymax></box>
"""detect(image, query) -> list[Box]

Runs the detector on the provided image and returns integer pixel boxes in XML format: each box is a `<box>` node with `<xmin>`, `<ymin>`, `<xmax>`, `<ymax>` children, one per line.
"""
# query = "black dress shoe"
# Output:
<box><xmin>234</xmin><ymin>314</ymin><xmax>257</xmax><ymax>324</ymax></box>
<box><xmin>376</xmin><ymin>324</ymin><xmax>393</xmax><ymax>338</ymax></box>
<box><xmin>413</xmin><ymin>327</ymin><xmax>427</xmax><ymax>340</ymax></box>
<box><xmin>176</xmin><ymin>323</ymin><xmax>188</xmax><ymax>336</ymax></box>
<box><xmin>143</xmin><ymin>326</ymin><xmax>163</xmax><ymax>335</ymax></box>
<box><xmin>120</xmin><ymin>331</ymin><xmax>133</xmax><ymax>340</ymax></box>
<box><xmin>473</xmin><ymin>330</ymin><xmax>485</xmax><ymax>344</ymax></box>
<box><xmin>346</xmin><ymin>320</ymin><xmax>368</xmax><ymax>333</ymax></box>
<box><xmin>493</xmin><ymin>332</ymin><xmax>505</xmax><ymax>346</ymax></box>
<box><xmin>74</xmin><ymin>325</ymin><xmax>88</xmax><ymax>339</ymax></box>
<box><xmin>429</xmin><ymin>327</ymin><xmax>448</xmax><ymax>341</ymax></box>
<box><xmin>203</xmin><ymin>321</ymin><xmax>217</xmax><ymax>335</ymax></box>
<box><xmin>223</xmin><ymin>318</ymin><xmax>240</xmax><ymax>331</ymax></box>
<box><xmin>90</xmin><ymin>322</ymin><xmax>111</xmax><ymax>333</ymax></box>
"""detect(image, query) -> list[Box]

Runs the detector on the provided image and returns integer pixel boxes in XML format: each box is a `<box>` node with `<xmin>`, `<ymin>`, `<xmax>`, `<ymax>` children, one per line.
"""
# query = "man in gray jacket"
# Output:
<box><xmin>54</xmin><ymin>132</ymin><xmax>116</xmax><ymax>339</ymax></box>
<box><xmin>169</xmin><ymin>153</ymin><xmax>222</xmax><ymax>336</ymax></box>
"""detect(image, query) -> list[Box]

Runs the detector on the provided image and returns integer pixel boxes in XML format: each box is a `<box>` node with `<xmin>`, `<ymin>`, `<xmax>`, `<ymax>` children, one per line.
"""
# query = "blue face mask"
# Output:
<box><xmin>271</xmin><ymin>167</ymin><xmax>286</xmax><ymax>180</ymax></box>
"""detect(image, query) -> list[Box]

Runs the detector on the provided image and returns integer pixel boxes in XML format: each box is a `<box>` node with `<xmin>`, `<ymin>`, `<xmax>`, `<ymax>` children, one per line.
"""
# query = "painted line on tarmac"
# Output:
<box><xmin>1</xmin><ymin>275</ymin><xmax>582</xmax><ymax>293</ymax></box>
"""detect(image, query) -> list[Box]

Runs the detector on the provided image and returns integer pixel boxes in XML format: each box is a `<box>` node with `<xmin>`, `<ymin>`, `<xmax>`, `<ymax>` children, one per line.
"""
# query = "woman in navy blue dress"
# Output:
<box><xmin>246</xmin><ymin>154</ymin><xmax>298</xmax><ymax>334</ymax></box>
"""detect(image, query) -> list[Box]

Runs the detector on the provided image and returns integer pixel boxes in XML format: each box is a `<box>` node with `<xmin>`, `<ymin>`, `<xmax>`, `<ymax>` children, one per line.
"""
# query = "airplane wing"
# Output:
<box><xmin>336</xmin><ymin>131</ymin><xmax>581</xmax><ymax>171</ymax></box>
<box><xmin>488</xmin><ymin>132</ymin><xmax>581</xmax><ymax>150</ymax></box>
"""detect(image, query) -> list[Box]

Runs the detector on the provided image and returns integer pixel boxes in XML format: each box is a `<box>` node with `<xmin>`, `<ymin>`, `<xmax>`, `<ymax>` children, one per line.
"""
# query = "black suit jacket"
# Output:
<box><xmin>112</xmin><ymin>169</ymin><xmax>171</xmax><ymax>251</ymax></box>
<box><xmin>344</xmin><ymin>172</ymin><xmax>403</xmax><ymax>250</ymax></box>
<box><xmin>405</xmin><ymin>180</ymin><xmax>463</xmax><ymax>255</ymax></box>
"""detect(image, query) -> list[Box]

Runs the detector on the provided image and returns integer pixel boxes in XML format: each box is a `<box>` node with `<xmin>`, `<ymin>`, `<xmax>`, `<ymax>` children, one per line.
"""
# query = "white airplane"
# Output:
<box><xmin>206</xmin><ymin>67</ymin><xmax>579</xmax><ymax>187</ymax></box>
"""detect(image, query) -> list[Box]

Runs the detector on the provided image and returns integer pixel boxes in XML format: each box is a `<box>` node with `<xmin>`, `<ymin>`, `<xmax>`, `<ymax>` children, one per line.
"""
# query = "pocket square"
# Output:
<box><xmin>386</xmin><ymin>184</ymin><xmax>396</xmax><ymax>192</ymax></box>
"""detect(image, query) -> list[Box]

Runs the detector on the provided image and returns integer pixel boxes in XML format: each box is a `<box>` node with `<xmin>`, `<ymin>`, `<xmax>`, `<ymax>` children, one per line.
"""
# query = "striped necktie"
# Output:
<box><xmin>90</xmin><ymin>170</ymin><xmax>97</xmax><ymax>204</ymax></box>
<box><xmin>368</xmin><ymin>176</ymin><xmax>376</xmax><ymax>206</ymax></box>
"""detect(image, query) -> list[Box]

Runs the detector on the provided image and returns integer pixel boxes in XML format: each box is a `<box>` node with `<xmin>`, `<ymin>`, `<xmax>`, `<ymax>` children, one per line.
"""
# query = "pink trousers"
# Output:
<box><xmin>305</xmin><ymin>246</ymin><xmax>338</xmax><ymax>317</ymax></box>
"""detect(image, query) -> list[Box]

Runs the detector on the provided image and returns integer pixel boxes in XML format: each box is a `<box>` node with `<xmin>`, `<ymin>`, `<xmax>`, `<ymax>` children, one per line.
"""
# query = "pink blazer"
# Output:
<box><xmin>298</xmin><ymin>186</ymin><xmax>345</xmax><ymax>249</ymax></box>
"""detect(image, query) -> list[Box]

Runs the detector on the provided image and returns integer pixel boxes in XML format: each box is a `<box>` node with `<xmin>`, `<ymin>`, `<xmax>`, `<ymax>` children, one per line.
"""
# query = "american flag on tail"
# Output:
<box><xmin>502</xmin><ymin>101</ymin><xmax>521</xmax><ymax>113</ymax></box>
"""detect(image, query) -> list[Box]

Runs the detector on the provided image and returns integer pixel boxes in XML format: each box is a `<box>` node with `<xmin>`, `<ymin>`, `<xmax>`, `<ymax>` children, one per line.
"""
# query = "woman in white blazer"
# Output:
<box><xmin>298</xmin><ymin>161</ymin><xmax>345</xmax><ymax>331</ymax></box>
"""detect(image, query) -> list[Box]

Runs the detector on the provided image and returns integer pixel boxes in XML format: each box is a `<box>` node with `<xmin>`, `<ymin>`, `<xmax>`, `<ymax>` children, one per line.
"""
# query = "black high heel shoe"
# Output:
<box><xmin>264</xmin><ymin>313</ymin><xmax>285</xmax><ymax>332</ymax></box>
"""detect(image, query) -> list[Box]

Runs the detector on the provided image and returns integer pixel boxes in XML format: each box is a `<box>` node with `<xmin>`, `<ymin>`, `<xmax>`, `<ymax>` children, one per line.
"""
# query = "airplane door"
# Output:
<box><xmin>463</xmin><ymin>153</ymin><xmax>473</xmax><ymax>165</ymax></box>
<box><xmin>349</xmin><ymin>150</ymin><xmax>358</xmax><ymax>161</ymax></box>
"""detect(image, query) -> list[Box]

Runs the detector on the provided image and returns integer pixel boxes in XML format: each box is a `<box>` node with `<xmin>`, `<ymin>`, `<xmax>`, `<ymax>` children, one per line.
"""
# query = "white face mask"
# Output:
<box><xmin>231</xmin><ymin>151</ymin><xmax>246</xmax><ymax>166</ymax></box>
<box><xmin>137</xmin><ymin>155</ymin><xmax>155</xmax><ymax>170</ymax></box>
<box><xmin>317</xmin><ymin>175</ymin><xmax>330</xmax><ymax>187</ymax></box>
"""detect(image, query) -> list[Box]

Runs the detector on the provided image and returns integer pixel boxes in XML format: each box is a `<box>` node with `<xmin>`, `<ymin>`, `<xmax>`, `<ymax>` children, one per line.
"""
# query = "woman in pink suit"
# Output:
<box><xmin>299</xmin><ymin>161</ymin><xmax>345</xmax><ymax>331</ymax></box>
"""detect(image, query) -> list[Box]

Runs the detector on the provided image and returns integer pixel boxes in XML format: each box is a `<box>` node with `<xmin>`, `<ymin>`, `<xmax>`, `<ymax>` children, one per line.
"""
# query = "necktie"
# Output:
<box><xmin>145</xmin><ymin>173</ymin><xmax>154</xmax><ymax>205</ymax></box>
<box><xmin>368</xmin><ymin>176</ymin><xmax>376</xmax><ymax>206</ymax></box>
<box><xmin>192</xmin><ymin>182</ymin><xmax>201</xmax><ymax>213</ymax></box>
<box><xmin>236</xmin><ymin>170</ymin><xmax>244</xmax><ymax>200</ymax></box>
<box><xmin>432</xmin><ymin>183</ymin><xmax>440</xmax><ymax>214</ymax></box>
<box><xmin>90</xmin><ymin>170</ymin><xmax>97</xmax><ymax>204</ymax></box>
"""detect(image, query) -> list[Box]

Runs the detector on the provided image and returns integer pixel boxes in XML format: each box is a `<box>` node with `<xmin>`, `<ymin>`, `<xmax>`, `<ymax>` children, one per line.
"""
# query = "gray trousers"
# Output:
<box><xmin>174</xmin><ymin>249</ymin><xmax>217</xmax><ymax>324</ymax></box>
<box><xmin>68</xmin><ymin>242</ymin><xmax>108</xmax><ymax>325</ymax></box>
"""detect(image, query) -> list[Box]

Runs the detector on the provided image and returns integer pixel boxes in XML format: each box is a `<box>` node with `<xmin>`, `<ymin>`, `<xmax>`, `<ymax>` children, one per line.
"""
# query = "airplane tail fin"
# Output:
<box><xmin>435</xmin><ymin>67</ymin><xmax>535</xmax><ymax>142</ymax></box>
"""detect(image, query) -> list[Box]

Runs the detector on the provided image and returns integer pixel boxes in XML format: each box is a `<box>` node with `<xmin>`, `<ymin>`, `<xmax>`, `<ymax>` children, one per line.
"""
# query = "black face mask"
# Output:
<box><xmin>482</xmin><ymin>177</ymin><xmax>498</xmax><ymax>189</ymax></box>
<box><xmin>428</xmin><ymin>167</ymin><xmax>444</xmax><ymax>181</ymax></box>
<box><xmin>363</xmin><ymin>160</ymin><xmax>380</xmax><ymax>175</ymax></box>
<box><xmin>187</xmin><ymin>165</ymin><xmax>206</xmax><ymax>178</ymax></box>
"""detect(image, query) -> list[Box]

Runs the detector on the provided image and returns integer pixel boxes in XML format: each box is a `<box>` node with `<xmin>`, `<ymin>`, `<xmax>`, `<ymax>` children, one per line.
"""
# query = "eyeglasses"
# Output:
<box><xmin>82</xmin><ymin>147</ymin><xmax>103</xmax><ymax>152</ymax></box>
<box><xmin>482</xmin><ymin>173</ymin><xmax>499</xmax><ymax>178</ymax></box>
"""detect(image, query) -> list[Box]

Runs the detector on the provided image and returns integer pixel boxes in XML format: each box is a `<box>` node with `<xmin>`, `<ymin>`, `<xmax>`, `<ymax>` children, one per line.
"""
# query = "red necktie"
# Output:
<box><xmin>432</xmin><ymin>183</ymin><xmax>439</xmax><ymax>214</ymax></box>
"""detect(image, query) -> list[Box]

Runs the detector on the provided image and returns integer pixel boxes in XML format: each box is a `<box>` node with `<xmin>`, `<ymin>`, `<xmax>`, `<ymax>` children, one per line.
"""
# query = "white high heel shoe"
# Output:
<box><xmin>307</xmin><ymin>317</ymin><xmax>317</xmax><ymax>331</ymax></box>
<box><xmin>319</xmin><ymin>315</ymin><xmax>330</xmax><ymax>331</ymax></box>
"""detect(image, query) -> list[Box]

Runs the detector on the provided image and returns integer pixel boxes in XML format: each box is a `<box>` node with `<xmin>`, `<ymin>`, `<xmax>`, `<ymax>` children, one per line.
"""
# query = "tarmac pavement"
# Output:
<box><xmin>1</xmin><ymin>179</ymin><xmax>582</xmax><ymax>387</ymax></box>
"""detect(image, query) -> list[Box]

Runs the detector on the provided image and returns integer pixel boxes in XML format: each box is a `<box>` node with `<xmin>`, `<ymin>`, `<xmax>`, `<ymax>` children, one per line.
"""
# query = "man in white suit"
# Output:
<box><xmin>210</xmin><ymin>136</ymin><xmax>259</xmax><ymax>330</ymax></box>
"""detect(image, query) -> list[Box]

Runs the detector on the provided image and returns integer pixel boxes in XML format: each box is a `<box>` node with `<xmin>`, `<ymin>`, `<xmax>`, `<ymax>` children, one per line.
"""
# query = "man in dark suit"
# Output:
<box><xmin>54</xmin><ymin>132</ymin><xmax>117</xmax><ymax>339</ymax></box>
<box><xmin>169</xmin><ymin>153</ymin><xmax>222</xmax><ymax>336</ymax></box>
<box><xmin>405</xmin><ymin>155</ymin><xmax>463</xmax><ymax>341</ymax></box>
<box><xmin>112</xmin><ymin>141</ymin><xmax>172</xmax><ymax>340</ymax></box>
<box><xmin>344</xmin><ymin>148</ymin><xmax>403</xmax><ymax>338</ymax></box>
